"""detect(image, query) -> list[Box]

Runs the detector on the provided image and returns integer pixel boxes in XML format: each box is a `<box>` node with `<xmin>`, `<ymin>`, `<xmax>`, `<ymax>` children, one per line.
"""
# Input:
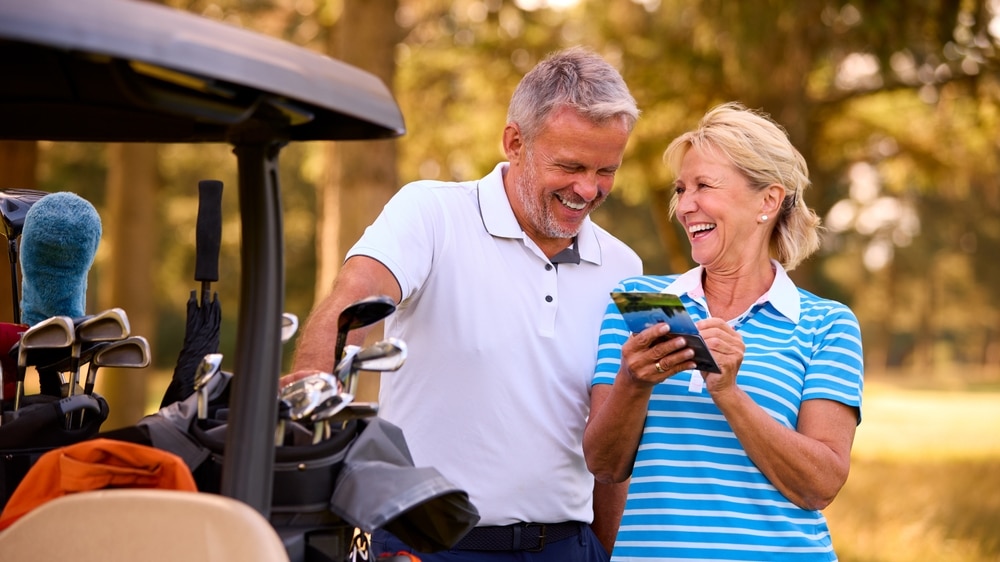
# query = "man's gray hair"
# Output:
<box><xmin>507</xmin><ymin>46</ymin><xmax>639</xmax><ymax>141</ymax></box>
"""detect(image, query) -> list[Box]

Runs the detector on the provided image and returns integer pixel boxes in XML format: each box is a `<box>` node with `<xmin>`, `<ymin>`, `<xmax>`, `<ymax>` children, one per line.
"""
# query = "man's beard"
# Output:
<box><xmin>513</xmin><ymin>154</ymin><xmax>599</xmax><ymax>239</ymax></box>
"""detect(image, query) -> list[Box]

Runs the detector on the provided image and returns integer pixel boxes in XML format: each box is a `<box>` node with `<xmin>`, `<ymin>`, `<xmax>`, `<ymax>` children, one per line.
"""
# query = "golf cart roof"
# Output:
<box><xmin>0</xmin><ymin>0</ymin><xmax>405</xmax><ymax>142</ymax></box>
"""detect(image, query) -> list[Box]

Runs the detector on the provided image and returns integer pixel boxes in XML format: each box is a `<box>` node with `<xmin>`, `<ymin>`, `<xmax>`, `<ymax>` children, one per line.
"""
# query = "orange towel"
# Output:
<box><xmin>0</xmin><ymin>438</ymin><xmax>197</xmax><ymax>530</ymax></box>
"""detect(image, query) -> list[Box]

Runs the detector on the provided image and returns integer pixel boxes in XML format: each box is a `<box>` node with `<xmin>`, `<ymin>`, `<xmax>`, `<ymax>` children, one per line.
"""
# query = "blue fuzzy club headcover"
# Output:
<box><xmin>19</xmin><ymin>192</ymin><xmax>102</xmax><ymax>326</ymax></box>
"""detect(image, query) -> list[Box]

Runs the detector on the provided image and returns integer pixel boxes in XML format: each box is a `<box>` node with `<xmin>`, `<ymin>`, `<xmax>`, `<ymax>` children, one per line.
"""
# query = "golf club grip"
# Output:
<box><xmin>195</xmin><ymin>179</ymin><xmax>223</xmax><ymax>282</ymax></box>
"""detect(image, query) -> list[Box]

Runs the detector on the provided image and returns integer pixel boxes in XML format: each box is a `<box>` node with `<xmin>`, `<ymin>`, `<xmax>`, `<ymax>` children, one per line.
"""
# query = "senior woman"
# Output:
<box><xmin>584</xmin><ymin>102</ymin><xmax>863</xmax><ymax>561</ymax></box>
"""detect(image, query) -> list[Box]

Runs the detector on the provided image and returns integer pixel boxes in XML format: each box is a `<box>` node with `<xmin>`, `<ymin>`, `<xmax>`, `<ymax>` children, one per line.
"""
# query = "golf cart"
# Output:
<box><xmin>0</xmin><ymin>0</ymin><xmax>477</xmax><ymax>559</ymax></box>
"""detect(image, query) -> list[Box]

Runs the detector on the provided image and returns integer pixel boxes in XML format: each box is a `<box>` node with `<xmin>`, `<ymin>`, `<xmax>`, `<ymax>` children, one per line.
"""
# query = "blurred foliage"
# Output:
<box><xmin>385</xmin><ymin>0</ymin><xmax>1000</xmax><ymax>374</ymax></box>
<box><xmin>34</xmin><ymin>0</ymin><xmax>1000</xmax><ymax>377</ymax></box>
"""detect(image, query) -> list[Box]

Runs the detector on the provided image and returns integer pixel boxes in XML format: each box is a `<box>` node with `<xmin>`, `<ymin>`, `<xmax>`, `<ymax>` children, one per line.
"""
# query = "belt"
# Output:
<box><xmin>453</xmin><ymin>521</ymin><xmax>584</xmax><ymax>552</ymax></box>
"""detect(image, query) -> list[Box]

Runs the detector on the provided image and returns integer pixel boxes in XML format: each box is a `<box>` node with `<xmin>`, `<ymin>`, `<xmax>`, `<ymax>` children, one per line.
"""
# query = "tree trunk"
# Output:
<box><xmin>98</xmin><ymin>143</ymin><xmax>159</xmax><ymax>429</ymax></box>
<box><xmin>318</xmin><ymin>0</ymin><xmax>401</xmax><ymax>401</ymax></box>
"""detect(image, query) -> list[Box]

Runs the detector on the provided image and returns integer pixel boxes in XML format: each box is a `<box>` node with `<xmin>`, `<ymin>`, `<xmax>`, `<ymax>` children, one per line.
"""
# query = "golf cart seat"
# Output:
<box><xmin>0</xmin><ymin>488</ymin><xmax>290</xmax><ymax>561</ymax></box>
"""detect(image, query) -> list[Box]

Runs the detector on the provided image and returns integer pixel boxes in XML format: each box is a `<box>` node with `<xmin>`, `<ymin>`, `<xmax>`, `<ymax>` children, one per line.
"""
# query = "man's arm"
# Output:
<box><xmin>591</xmin><ymin>479</ymin><xmax>627</xmax><ymax>555</ymax></box>
<box><xmin>291</xmin><ymin>255</ymin><xmax>401</xmax><ymax>374</ymax></box>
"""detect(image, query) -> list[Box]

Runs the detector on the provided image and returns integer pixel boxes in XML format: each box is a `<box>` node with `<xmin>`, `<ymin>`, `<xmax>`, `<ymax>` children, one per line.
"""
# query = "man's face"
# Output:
<box><xmin>504</xmin><ymin>106</ymin><xmax>631</xmax><ymax>250</ymax></box>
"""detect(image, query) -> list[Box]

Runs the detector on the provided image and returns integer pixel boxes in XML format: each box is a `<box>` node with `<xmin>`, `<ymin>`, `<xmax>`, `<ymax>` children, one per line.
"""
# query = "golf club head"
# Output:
<box><xmin>324</xmin><ymin>401</ymin><xmax>378</xmax><ymax>423</ymax></box>
<box><xmin>193</xmin><ymin>353</ymin><xmax>224</xmax><ymax>391</ymax></box>
<box><xmin>18</xmin><ymin>316</ymin><xmax>75</xmax><ymax>352</ymax></box>
<box><xmin>17</xmin><ymin>315</ymin><xmax>76</xmax><ymax>370</ymax></box>
<box><xmin>281</xmin><ymin>312</ymin><xmax>298</xmax><ymax>344</ymax></box>
<box><xmin>278</xmin><ymin>371</ymin><xmax>341</xmax><ymax>421</ymax></box>
<box><xmin>14</xmin><ymin>315</ymin><xmax>75</xmax><ymax>409</ymax></box>
<box><xmin>333</xmin><ymin>345</ymin><xmax>361</xmax><ymax>388</ymax></box>
<box><xmin>311</xmin><ymin>392</ymin><xmax>354</xmax><ymax>422</ymax></box>
<box><xmin>0</xmin><ymin>188</ymin><xmax>48</xmax><ymax>240</ymax></box>
<box><xmin>309</xmin><ymin>392</ymin><xmax>355</xmax><ymax>443</ymax></box>
<box><xmin>91</xmin><ymin>335</ymin><xmax>151</xmax><ymax>369</ymax></box>
<box><xmin>66</xmin><ymin>308</ymin><xmax>130</xmax><ymax>398</ymax></box>
<box><xmin>332</xmin><ymin>295</ymin><xmax>396</xmax><ymax>365</ymax></box>
<box><xmin>82</xmin><ymin>336</ymin><xmax>151</xmax><ymax>400</ymax></box>
<box><xmin>76</xmin><ymin>307</ymin><xmax>131</xmax><ymax>343</ymax></box>
<box><xmin>194</xmin><ymin>353</ymin><xmax>224</xmax><ymax>420</ymax></box>
<box><xmin>354</xmin><ymin>337</ymin><xmax>407</xmax><ymax>372</ymax></box>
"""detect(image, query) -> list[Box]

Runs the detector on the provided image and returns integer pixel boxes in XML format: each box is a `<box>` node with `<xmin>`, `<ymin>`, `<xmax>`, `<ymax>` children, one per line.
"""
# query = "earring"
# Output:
<box><xmin>760</xmin><ymin>215</ymin><xmax>768</xmax><ymax>222</ymax></box>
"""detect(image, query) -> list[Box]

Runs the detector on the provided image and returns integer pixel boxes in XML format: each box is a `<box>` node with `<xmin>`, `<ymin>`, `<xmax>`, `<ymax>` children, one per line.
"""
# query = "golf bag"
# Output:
<box><xmin>0</xmin><ymin>317</ymin><xmax>116</xmax><ymax>511</ymax></box>
<box><xmin>102</xmin><ymin>369</ymin><xmax>480</xmax><ymax>562</ymax></box>
<box><xmin>0</xmin><ymin>393</ymin><xmax>111</xmax><ymax>511</ymax></box>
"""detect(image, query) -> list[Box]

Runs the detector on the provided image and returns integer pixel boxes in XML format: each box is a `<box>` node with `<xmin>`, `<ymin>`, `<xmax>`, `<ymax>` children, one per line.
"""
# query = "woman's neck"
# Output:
<box><xmin>702</xmin><ymin>260</ymin><xmax>775</xmax><ymax>321</ymax></box>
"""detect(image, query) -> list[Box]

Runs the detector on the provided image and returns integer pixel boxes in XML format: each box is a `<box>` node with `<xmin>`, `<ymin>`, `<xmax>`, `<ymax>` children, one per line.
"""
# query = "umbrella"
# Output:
<box><xmin>160</xmin><ymin>180</ymin><xmax>223</xmax><ymax>408</ymax></box>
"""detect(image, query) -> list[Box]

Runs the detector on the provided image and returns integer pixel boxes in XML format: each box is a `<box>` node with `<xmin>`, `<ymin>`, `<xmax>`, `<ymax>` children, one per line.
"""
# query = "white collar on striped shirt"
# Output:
<box><xmin>661</xmin><ymin>259</ymin><xmax>801</xmax><ymax>323</ymax></box>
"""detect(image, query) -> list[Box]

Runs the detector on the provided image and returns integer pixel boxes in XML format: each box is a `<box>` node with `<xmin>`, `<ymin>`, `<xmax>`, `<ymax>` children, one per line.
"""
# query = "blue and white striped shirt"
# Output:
<box><xmin>593</xmin><ymin>263</ymin><xmax>863</xmax><ymax>561</ymax></box>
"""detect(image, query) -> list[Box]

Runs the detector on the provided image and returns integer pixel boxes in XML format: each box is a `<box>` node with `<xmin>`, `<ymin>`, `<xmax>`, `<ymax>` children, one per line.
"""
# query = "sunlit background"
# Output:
<box><xmin>6</xmin><ymin>1</ymin><xmax>999</xmax><ymax>560</ymax></box>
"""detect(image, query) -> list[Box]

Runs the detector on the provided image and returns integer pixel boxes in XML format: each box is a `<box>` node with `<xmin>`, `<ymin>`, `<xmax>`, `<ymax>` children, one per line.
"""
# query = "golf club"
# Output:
<box><xmin>354</xmin><ymin>337</ymin><xmax>407</xmax><ymax>372</ymax></box>
<box><xmin>193</xmin><ymin>353</ymin><xmax>224</xmax><ymax>420</ymax></box>
<box><xmin>320</xmin><ymin>402</ymin><xmax>379</xmax><ymax>430</ymax></box>
<box><xmin>66</xmin><ymin>308</ymin><xmax>130</xmax><ymax>420</ymax></box>
<box><xmin>308</xmin><ymin>392</ymin><xmax>355</xmax><ymax>444</ymax></box>
<box><xmin>332</xmin><ymin>295</ymin><xmax>396</xmax><ymax>369</ymax></box>
<box><xmin>278</xmin><ymin>371</ymin><xmax>341</xmax><ymax>422</ymax></box>
<box><xmin>277</xmin><ymin>371</ymin><xmax>347</xmax><ymax>445</ymax></box>
<box><xmin>83</xmin><ymin>335</ymin><xmax>150</xmax><ymax>396</ymax></box>
<box><xmin>275</xmin><ymin>398</ymin><xmax>291</xmax><ymax>446</ymax></box>
<box><xmin>337</xmin><ymin>338</ymin><xmax>407</xmax><ymax>395</ymax></box>
<box><xmin>333</xmin><ymin>345</ymin><xmax>361</xmax><ymax>389</ymax></box>
<box><xmin>14</xmin><ymin>315</ymin><xmax>75</xmax><ymax>411</ymax></box>
<box><xmin>0</xmin><ymin>188</ymin><xmax>48</xmax><ymax>324</ymax></box>
<box><xmin>75</xmin><ymin>335</ymin><xmax>149</xmax><ymax>427</ymax></box>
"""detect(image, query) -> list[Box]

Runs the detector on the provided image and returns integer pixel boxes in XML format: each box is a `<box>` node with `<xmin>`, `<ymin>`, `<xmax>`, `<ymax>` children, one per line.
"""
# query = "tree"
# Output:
<box><xmin>387</xmin><ymin>0</ymin><xmax>1000</xmax><ymax>374</ymax></box>
<box><xmin>0</xmin><ymin>141</ymin><xmax>38</xmax><ymax>323</ymax></box>
<box><xmin>314</xmin><ymin>0</ymin><xmax>402</xmax><ymax>399</ymax></box>
<box><xmin>97</xmin><ymin>143</ymin><xmax>159</xmax><ymax>429</ymax></box>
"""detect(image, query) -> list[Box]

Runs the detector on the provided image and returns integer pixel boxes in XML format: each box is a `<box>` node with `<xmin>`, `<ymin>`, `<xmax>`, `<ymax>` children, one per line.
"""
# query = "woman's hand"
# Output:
<box><xmin>694</xmin><ymin>317</ymin><xmax>745</xmax><ymax>394</ymax></box>
<box><xmin>620</xmin><ymin>322</ymin><xmax>697</xmax><ymax>387</ymax></box>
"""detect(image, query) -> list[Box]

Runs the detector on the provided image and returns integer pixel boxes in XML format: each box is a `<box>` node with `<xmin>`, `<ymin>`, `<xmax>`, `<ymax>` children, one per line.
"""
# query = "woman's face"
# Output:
<box><xmin>673</xmin><ymin>144</ymin><xmax>769</xmax><ymax>273</ymax></box>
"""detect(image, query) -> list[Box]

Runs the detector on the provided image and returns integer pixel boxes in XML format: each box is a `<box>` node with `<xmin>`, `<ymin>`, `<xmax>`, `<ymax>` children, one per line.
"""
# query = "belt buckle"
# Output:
<box><xmin>525</xmin><ymin>523</ymin><xmax>546</xmax><ymax>552</ymax></box>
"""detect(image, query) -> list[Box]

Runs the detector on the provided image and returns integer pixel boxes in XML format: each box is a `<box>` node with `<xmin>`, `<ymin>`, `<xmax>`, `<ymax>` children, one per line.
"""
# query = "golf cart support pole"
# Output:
<box><xmin>221</xmin><ymin>135</ymin><xmax>286</xmax><ymax>516</ymax></box>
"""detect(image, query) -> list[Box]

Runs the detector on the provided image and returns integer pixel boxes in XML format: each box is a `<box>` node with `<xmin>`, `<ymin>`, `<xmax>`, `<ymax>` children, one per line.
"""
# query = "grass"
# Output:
<box><xmin>825</xmin><ymin>378</ymin><xmax>1000</xmax><ymax>562</ymax></box>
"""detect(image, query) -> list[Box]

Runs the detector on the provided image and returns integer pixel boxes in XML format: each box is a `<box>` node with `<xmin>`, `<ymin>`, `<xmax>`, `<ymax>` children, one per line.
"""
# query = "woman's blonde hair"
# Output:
<box><xmin>663</xmin><ymin>102</ymin><xmax>821</xmax><ymax>270</ymax></box>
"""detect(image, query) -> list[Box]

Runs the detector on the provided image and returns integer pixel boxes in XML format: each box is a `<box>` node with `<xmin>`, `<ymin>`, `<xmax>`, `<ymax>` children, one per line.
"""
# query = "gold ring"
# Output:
<box><xmin>654</xmin><ymin>360</ymin><xmax>666</xmax><ymax>374</ymax></box>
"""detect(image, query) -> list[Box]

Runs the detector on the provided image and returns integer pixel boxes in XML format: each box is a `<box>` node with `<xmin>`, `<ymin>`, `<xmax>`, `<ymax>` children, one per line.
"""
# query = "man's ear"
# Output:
<box><xmin>502</xmin><ymin>123</ymin><xmax>523</xmax><ymax>163</ymax></box>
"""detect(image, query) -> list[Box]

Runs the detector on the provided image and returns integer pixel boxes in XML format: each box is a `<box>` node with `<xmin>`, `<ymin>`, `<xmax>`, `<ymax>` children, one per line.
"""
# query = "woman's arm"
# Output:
<box><xmin>698</xmin><ymin>316</ymin><xmax>858</xmax><ymax>510</ymax></box>
<box><xmin>584</xmin><ymin>323</ymin><xmax>693</xmax><ymax>483</ymax></box>
<box><xmin>711</xmin><ymin>387</ymin><xmax>857</xmax><ymax>510</ymax></box>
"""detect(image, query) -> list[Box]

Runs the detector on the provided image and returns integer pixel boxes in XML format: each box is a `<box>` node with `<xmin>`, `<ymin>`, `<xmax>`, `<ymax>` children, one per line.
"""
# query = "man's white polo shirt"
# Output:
<box><xmin>347</xmin><ymin>162</ymin><xmax>641</xmax><ymax>525</ymax></box>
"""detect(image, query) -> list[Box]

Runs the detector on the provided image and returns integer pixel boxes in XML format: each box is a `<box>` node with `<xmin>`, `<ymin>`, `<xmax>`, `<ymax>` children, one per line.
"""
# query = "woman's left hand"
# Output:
<box><xmin>695</xmin><ymin>317</ymin><xmax>745</xmax><ymax>393</ymax></box>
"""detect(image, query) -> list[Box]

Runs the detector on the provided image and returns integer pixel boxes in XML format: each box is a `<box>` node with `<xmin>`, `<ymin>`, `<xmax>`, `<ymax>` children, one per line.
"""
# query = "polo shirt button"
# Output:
<box><xmin>545</xmin><ymin>264</ymin><xmax>553</xmax><ymax>271</ymax></box>
<box><xmin>545</xmin><ymin>295</ymin><xmax>553</xmax><ymax>302</ymax></box>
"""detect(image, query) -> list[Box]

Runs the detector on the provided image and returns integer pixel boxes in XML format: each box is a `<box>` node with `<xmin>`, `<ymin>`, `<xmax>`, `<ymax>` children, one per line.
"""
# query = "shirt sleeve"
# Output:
<box><xmin>802</xmin><ymin>302</ymin><xmax>864</xmax><ymax>420</ymax></box>
<box><xmin>347</xmin><ymin>182</ymin><xmax>440</xmax><ymax>301</ymax></box>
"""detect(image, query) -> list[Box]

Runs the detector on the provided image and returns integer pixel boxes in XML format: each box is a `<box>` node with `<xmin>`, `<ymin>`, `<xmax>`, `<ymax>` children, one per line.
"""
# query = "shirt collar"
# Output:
<box><xmin>479</xmin><ymin>162</ymin><xmax>601</xmax><ymax>265</ymax></box>
<box><xmin>550</xmin><ymin>242</ymin><xmax>581</xmax><ymax>265</ymax></box>
<box><xmin>663</xmin><ymin>259</ymin><xmax>800</xmax><ymax>323</ymax></box>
